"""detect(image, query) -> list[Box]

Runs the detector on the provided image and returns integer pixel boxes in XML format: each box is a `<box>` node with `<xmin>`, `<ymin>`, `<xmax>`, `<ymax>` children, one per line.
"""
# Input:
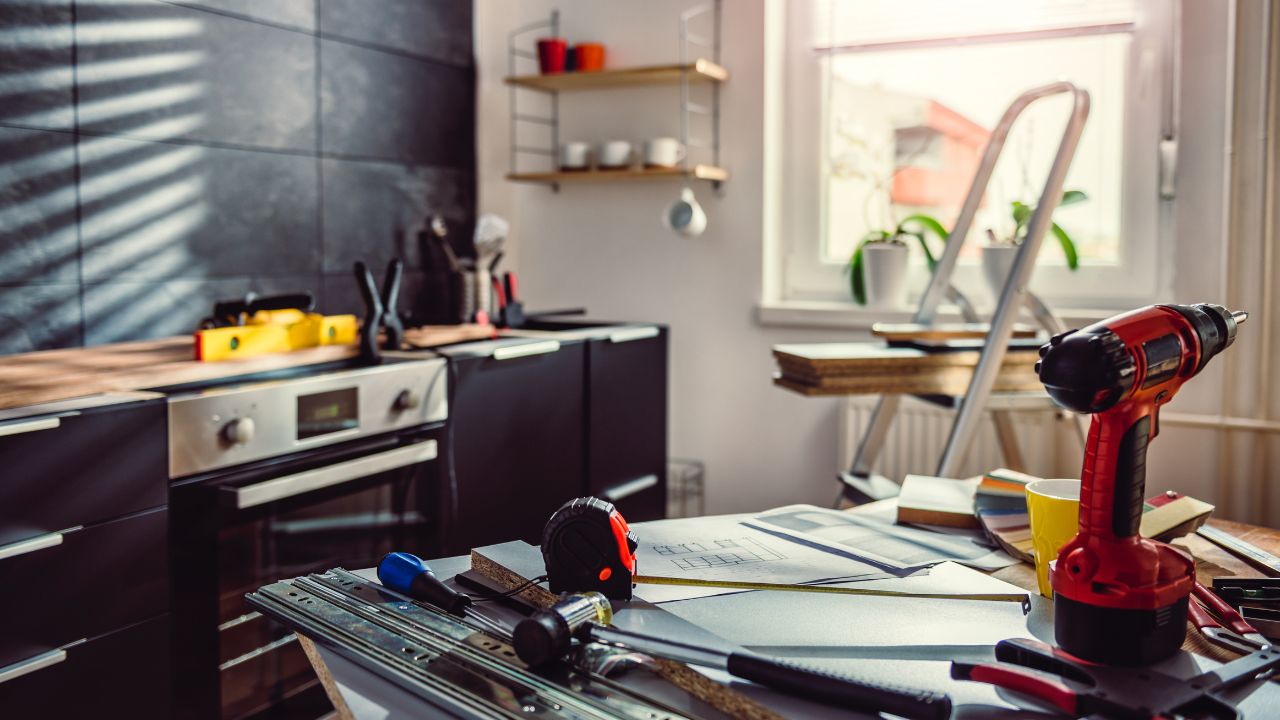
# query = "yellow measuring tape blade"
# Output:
<box><xmin>632</xmin><ymin>574</ymin><xmax>1031</xmax><ymax>613</ymax></box>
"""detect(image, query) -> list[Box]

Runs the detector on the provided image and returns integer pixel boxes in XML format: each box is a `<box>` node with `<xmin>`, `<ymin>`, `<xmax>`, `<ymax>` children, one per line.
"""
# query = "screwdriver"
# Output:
<box><xmin>377</xmin><ymin>552</ymin><xmax>511</xmax><ymax>638</ymax></box>
<box><xmin>514</xmin><ymin>592</ymin><xmax>952</xmax><ymax>720</ymax></box>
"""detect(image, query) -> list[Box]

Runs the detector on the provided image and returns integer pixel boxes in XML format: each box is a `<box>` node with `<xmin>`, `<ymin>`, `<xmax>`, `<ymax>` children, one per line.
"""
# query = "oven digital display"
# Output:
<box><xmin>297</xmin><ymin>388</ymin><xmax>359</xmax><ymax>439</ymax></box>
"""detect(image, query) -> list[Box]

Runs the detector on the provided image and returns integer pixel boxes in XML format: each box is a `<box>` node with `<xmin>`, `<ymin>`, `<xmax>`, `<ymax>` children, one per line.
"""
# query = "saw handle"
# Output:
<box><xmin>727</xmin><ymin>651</ymin><xmax>952</xmax><ymax>720</ymax></box>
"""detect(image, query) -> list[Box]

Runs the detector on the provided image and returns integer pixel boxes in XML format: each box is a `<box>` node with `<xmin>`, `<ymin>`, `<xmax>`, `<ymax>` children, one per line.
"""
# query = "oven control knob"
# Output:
<box><xmin>222</xmin><ymin>417</ymin><xmax>255</xmax><ymax>445</ymax></box>
<box><xmin>393</xmin><ymin>389</ymin><xmax>421</xmax><ymax>411</ymax></box>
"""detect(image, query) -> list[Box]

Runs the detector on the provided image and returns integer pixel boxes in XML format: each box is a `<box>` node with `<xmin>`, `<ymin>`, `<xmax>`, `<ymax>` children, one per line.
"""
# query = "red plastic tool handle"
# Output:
<box><xmin>492</xmin><ymin>276</ymin><xmax>508</xmax><ymax>309</ymax></box>
<box><xmin>961</xmin><ymin>664</ymin><xmax>1079</xmax><ymax>715</ymax></box>
<box><xmin>1194</xmin><ymin>581</ymin><xmax>1259</xmax><ymax>636</ymax></box>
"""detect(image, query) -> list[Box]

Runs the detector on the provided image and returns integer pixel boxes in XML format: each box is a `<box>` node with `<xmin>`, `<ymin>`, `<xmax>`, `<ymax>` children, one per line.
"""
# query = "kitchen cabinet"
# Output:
<box><xmin>0</xmin><ymin>393</ymin><xmax>167</xmax><ymax>547</ymax></box>
<box><xmin>581</xmin><ymin>326</ymin><xmax>669</xmax><ymax>522</ymax></box>
<box><xmin>0</xmin><ymin>394</ymin><xmax>169</xmax><ymax>718</ymax></box>
<box><xmin>0</xmin><ymin>614</ymin><xmax>171</xmax><ymax>719</ymax></box>
<box><xmin>440</xmin><ymin>323</ymin><xmax>669</xmax><ymax>553</ymax></box>
<box><xmin>436</xmin><ymin>338</ymin><xmax>588</xmax><ymax>554</ymax></box>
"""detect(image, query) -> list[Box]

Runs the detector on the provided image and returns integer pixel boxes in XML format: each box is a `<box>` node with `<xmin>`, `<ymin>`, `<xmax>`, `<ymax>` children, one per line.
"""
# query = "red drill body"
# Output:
<box><xmin>1037</xmin><ymin>303</ymin><xmax>1244</xmax><ymax>665</ymax></box>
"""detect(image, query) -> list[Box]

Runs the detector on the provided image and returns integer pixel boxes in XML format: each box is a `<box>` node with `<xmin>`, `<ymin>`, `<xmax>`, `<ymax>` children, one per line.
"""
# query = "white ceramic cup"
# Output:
<box><xmin>645</xmin><ymin>137</ymin><xmax>686</xmax><ymax>167</ymax></box>
<box><xmin>559</xmin><ymin>141</ymin><xmax>591</xmax><ymax>170</ymax></box>
<box><xmin>597</xmin><ymin>140</ymin><xmax>633</xmax><ymax>169</ymax></box>
<box><xmin>663</xmin><ymin>187</ymin><xmax>706</xmax><ymax>237</ymax></box>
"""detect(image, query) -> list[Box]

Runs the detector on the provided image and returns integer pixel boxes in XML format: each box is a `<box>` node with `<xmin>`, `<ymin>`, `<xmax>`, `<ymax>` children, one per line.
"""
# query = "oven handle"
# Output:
<box><xmin>227</xmin><ymin>439</ymin><xmax>437</xmax><ymax>509</ymax></box>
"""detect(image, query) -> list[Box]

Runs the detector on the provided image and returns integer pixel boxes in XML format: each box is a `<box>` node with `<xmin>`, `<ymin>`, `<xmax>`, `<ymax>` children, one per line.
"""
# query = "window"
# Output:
<box><xmin>771</xmin><ymin>0</ymin><xmax>1175</xmax><ymax>311</ymax></box>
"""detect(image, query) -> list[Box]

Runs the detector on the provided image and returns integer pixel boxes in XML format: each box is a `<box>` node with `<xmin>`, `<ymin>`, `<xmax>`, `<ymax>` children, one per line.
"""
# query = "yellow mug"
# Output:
<box><xmin>1025</xmin><ymin>479</ymin><xmax>1081</xmax><ymax>598</ymax></box>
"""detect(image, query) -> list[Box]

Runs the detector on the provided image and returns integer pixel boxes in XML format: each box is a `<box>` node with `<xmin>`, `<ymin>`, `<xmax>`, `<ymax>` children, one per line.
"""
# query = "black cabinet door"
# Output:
<box><xmin>0</xmin><ymin>507</ymin><xmax>169</xmax><ymax>669</ymax></box>
<box><xmin>443</xmin><ymin>343</ymin><xmax>586</xmax><ymax>553</ymax></box>
<box><xmin>0</xmin><ymin>397</ymin><xmax>167</xmax><ymax>547</ymax></box>
<box><xmin>0</xmin><ymin>614</ymin><xmax>171</xmax><ymax>719</ymax></box>
<box><xmin>586</xmin><ymin>329</ymin><xmax>668</xmax><ymax>522</ymax></box>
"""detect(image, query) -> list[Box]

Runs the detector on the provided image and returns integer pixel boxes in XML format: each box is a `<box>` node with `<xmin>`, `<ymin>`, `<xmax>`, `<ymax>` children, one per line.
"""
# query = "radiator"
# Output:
<box><xmin>838</xmin><ymin>397</ymin><xmax>1069</xmax><ymax>481</ymax></box>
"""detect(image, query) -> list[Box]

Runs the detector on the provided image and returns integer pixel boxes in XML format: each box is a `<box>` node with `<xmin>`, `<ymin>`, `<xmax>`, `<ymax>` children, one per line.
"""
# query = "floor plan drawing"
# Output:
<box><xmin>650</xmin><ymin>537</ymin><xmax>787</xmax><ymax>570</ymax></box>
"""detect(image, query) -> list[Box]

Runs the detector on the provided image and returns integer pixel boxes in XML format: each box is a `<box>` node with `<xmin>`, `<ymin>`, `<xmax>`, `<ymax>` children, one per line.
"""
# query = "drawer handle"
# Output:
<box><xmin>603</xmin><ymin>474</ymin><xmax>659</xmax><ymax>501</ymax></box>
<box><xmin>0</xmin><ymin>417</ymin><xmax>60</xmax><ymax>438</ymax></box>
<box><xmin>0</xmin><ymin>647</ymin><xmax>72</xmax><ymax>685</ymax></box>
<box><xmin>609</xmin><ymin>327</ymin><xmax>659</xmax><ymax>344</ymax></box>
<box><xmin>492</xmin><ymin>340</ymin><xmax>560</xmax><ymax>360</ymax></box>
<box><xmin>0</xmin><ymin>528</ymin><xmax>78</xmax><ymax>562</ymax></box>
<box><xmin>229</xmin><ymin>440</ymin><xmax>437</xmax><ymax>509</ymax></box>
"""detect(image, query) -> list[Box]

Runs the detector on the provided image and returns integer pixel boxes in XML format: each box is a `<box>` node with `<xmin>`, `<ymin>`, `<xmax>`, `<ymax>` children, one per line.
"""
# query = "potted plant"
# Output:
<box><xmin>849</xmin><ymin>214</ymin><xmax>949</xmax><ymax>307</ymax></box>
<box><xmin>983</xmin><ymin>190</ymin><xmax>1086</xmax><ymax>297</ymax></box>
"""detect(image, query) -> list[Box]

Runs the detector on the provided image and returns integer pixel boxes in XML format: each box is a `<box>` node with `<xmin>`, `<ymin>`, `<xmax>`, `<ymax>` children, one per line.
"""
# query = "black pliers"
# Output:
<box><xmin>952</xmin><ymin>637</ymin><xmax>1280</xmax><ymax>719</ymax></box>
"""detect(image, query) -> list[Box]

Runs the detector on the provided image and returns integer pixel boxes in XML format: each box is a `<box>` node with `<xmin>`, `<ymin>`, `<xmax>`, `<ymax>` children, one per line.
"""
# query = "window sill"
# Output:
<box><xmin>756</xmin><ymin>299</ymin><xmax>1122</xmax><ymax>331</ymax></box>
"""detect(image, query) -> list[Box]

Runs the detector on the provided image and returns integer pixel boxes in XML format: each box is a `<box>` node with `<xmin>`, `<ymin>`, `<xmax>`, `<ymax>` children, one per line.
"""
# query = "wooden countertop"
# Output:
<box><xmin>0</xmin><ymin>337</ymin><xmax>360</xmax><ymax>412</ymax></box>
<box><xmin>0</xmin><ymin>324</ymin><xmax>494</xmax><ymax>413</ymax></box>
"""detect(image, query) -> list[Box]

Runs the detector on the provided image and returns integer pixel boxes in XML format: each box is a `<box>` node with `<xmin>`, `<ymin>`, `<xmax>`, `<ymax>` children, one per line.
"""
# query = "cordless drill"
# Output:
<box><xmin>1036</xmin><ymin>303</ymin><xmax>1246</xmax><ymax>665</ymax></box>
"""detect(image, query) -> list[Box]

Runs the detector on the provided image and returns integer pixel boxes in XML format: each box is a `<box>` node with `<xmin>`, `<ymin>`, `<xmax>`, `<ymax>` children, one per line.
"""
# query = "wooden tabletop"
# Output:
<box><xmin>991</xmin><ymin>518</ymin><xmax>1280</xmax><ymax>662</ymax></box>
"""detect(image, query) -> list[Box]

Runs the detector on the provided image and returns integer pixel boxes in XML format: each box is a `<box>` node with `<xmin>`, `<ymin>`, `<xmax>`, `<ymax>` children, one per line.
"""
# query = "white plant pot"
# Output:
<box><xmin>982</xmin><ymin>244</ymin><xmax>1021</xmax><ymax>301</ymax></box>
<box><xmin>862</xmin><ymin>243</ymin><xmax>909</xmax><ymax>310</ymax></box>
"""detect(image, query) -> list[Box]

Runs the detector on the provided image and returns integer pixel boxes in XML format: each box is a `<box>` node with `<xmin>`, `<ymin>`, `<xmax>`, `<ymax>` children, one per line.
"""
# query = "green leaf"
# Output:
<box><xmin>1051</xmin><ymin>221</ymin><xmax>1079</xmax><ymax>270</ymax></box>
<box><xmin>1011</xmin><ymin>201</ymin><xmax>1031</xmax><ymax>236</ymax></box>
<box><xmin>850</xmin><ymin>242</ymin><xmax>867</xmax><ymax>304</ymax></box>
<box><xmin>1059</xmin><ymin>189</ymin><xmax>1088</xmax><ymax>207</ymax></box>
<box><xmin>897</xmin><ymin>214</ymin><xmax>949</xmax><ymax>271</ymax></box>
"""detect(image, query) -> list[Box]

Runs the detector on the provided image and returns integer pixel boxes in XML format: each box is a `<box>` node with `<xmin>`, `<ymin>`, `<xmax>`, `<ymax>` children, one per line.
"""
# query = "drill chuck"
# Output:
<box><xmin>1036</xmin><ymin>328</ymin><xmax>1135</xmax><ymax>414</ymax></box>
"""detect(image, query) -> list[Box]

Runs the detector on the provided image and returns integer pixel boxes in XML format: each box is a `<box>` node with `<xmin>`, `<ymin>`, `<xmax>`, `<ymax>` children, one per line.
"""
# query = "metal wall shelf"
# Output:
<box><xmin>505</xmin><ymin>3</ymin><xmax>725</xmax><ymax>191</ymax></box>
<box><xmin>504</xmin><ymin>59</ymin><xmax>728</xmax><ymax>92</ymax></box>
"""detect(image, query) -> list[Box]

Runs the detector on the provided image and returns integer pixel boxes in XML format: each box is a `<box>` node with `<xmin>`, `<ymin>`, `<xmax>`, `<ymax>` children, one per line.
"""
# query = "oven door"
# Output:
<box><xmin>171</xmin><ymin>425</ymin><xmax>441</xmax><ymax>720</ymax></box>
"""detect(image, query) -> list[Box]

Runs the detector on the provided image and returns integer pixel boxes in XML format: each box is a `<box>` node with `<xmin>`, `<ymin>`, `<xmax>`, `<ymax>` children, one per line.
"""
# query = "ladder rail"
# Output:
<box><xmin>935</xmin><ymin>83</ymin><xmax>1091</xmax><ymax>476</ymax></box>
<box><xmin>842</xmin><ymin>82</ymin><xmax>1090</xmax><ymax>492</ymax></box>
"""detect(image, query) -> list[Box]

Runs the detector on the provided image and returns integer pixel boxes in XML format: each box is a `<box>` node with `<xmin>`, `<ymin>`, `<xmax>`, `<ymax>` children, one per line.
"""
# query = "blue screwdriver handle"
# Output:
<box><xmin>378</xmin><ymin>552</ymin><xmax>472</xmax><ymax>616</ymax></box>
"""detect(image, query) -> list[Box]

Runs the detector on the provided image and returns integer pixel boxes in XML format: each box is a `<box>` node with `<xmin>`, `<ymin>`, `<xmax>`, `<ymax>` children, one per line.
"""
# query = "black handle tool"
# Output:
<box><xmin>514</xmin><ymin>592</ymin><xmax>953</xmax><ymax>720</ymax></box>
<box><xmin>354</xmin><ymin>259</ymin><xmax>405</xmax><ymax>361</ymax></box>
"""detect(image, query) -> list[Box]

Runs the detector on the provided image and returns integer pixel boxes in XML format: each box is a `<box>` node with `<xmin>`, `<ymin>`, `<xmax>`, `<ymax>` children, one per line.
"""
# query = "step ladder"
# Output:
<box><xmin>840</xmin><ymin>82</ymin><xmax>1092</xmax><ymax>504</ymax></box>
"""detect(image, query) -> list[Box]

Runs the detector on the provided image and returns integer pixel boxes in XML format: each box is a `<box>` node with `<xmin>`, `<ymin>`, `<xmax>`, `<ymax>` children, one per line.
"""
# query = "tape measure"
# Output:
<box><xmin>540</xmin><ymin>497</ymin><xmax>1031</xmax><ymax>610</ymax></box>
<box><xmin>542</xmin><ymin>497</ymin><xmax>638</xmax><ymax>600</ymax></box>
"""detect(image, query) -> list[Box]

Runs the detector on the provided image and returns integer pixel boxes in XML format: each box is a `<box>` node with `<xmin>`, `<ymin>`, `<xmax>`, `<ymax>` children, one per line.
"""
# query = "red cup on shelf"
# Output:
<box><xmin>575</xmin><ymin>43</ymin><xmax>605</xmax><ymax>72</ymax></box>
<box><xmin>537</xmin><ymin>38</ymin><xmax>568</xmax><ymax>74</ymax></box>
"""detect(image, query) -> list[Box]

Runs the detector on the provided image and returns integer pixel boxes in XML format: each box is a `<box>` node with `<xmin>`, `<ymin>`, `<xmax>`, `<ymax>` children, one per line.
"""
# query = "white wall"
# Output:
<box><xmin>476</xmin><ymin>0</ymin><xmax>859</xmax><ymax>513</ymax></box>
<box><xmin>475</xmin><ymin>0</ymin><xmax>1278</xmax><ymax>520</ymax></box>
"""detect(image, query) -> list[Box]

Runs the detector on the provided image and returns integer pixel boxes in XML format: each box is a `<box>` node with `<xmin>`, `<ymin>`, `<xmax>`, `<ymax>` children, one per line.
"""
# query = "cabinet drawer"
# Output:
<box><xmin>586</xmin><ymin>329</ymin><xmax>668</xmax><ymax>522</ymax></box>
<box><xmin>0</xmin><ymin>396</ymin><xmax>167</xmax><ymax>547</ymax></box>
<box><xmin>0</xmin><ymin>614</ymin><xmax>170</xmax><ymax>719</ymax></box>
<box><xmin>444</xmin><ymin>342</ymin><xmax>587</xmax><ymax>552</ymax></box>
<box><xmin>0</xmin><ymin>507</ymin><xmax>169</xmax><ymax>668</ymax></box>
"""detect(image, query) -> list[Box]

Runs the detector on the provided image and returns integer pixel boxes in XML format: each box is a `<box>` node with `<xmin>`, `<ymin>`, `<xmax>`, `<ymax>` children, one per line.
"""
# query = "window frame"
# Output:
<box><xmin>769</xmin><ymin>0</ymin><xmax>1177</xmax><ymax>313</ymax></box>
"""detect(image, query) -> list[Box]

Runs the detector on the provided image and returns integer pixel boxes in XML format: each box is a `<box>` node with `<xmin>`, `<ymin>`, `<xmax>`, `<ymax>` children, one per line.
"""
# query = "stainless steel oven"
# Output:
<box><xmin>165</xmin><ymin>356</ymin><xmax>448</xmax><ymax>720</ymax></box>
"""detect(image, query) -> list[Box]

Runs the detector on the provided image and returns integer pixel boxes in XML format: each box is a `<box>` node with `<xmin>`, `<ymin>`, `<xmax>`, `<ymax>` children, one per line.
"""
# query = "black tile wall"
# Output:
<box><xmin>79</xmin><ymin>134</ymin><xmax>320</xmax><ymax>281</ymax></box>
<box><xmin>0</xmin><ymin>0</ymin><xmax>75</xmax><ymax>130</ymax></box>
<box><xmin>320</xmin><ymin>38</ymin><xmax>473</xmax><ymax>165</ymax></box>
<box><xmin>0</xmin><ymin>126</ymin><xmax>79</xmax><ymax>284</ymax></box>
<box><xmin>0</xmin><ymin>282</ymin><xmax>83</xmax><ymax>351</ymax></box>
<box><xmin>76</xmin><ymin>0</ymin><xmax>317</xmax><ymax>152</ymax></box>
<box><xmin>0</xmin><ymin>0</ymin><xmax>475</xmax><ymax>355</ymax></box>
<box><xmin>170</xmin><ymin>0</ymin><xmax>316</xmax><ymax>31</ymax></box>
<box><xmin>318</xmin><ymin>0</ymin><xmax>472</xmax><ymax>67</ymax></box>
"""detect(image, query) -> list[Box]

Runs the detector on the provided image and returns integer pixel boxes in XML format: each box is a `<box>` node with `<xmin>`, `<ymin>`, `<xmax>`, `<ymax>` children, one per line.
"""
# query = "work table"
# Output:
<box><xmin>288</xmin><ymin>513</ymin><xmax>1280</xmax><ymax>719</ymax></box>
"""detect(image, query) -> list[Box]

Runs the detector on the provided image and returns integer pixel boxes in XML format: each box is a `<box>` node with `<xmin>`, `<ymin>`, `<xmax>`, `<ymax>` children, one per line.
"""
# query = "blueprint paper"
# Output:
<box><xmin>630</xmin><ymin>514</ymin><xmax>893</xmax><ymax>603</ymax></box>
<box><xmin>744</xmin><ymin>504</ymin><xmax>1018</xmax><ymax>571</ymax></box>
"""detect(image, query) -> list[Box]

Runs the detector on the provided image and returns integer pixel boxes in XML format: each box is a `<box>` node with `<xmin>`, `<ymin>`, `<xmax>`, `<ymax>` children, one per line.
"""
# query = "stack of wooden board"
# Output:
<box><xmin>772</xmin><ymin>342</ymin><xmax>1043</xmax><ymax>397</ymax></box>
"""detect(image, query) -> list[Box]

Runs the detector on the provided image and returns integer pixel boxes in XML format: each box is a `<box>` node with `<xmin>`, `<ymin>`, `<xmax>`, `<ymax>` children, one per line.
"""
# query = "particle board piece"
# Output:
<box><xmin>469</xmin><ymin>547</ymin><xmax>784</xmax><ymax>720</ymax></box>
<box><xmin>296</xmin><ymin>634</ymin><xmax>356</xmax><ymax>720</ymax></box>
<box><xmin>773</xmin><ymin>342</ymin><xmax>1042</xmax><ymax>397</ymax></box>
<box><xmin>871</xmin><ymin>322</ymin><xmax>1041</xmax><ymax>342</ymax></box>
<box><xmin>402</xmin><ymin>324</ymin><xmax>495</xmax><ymax>348</ymax></box>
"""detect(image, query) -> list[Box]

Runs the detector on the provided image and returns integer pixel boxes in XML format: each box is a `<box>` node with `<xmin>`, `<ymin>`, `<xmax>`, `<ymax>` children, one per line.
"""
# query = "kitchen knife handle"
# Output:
<box><xmin>726</xmin><ymin>651</ymin><xmax>951</xmax><ymax>720</ymax></box>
